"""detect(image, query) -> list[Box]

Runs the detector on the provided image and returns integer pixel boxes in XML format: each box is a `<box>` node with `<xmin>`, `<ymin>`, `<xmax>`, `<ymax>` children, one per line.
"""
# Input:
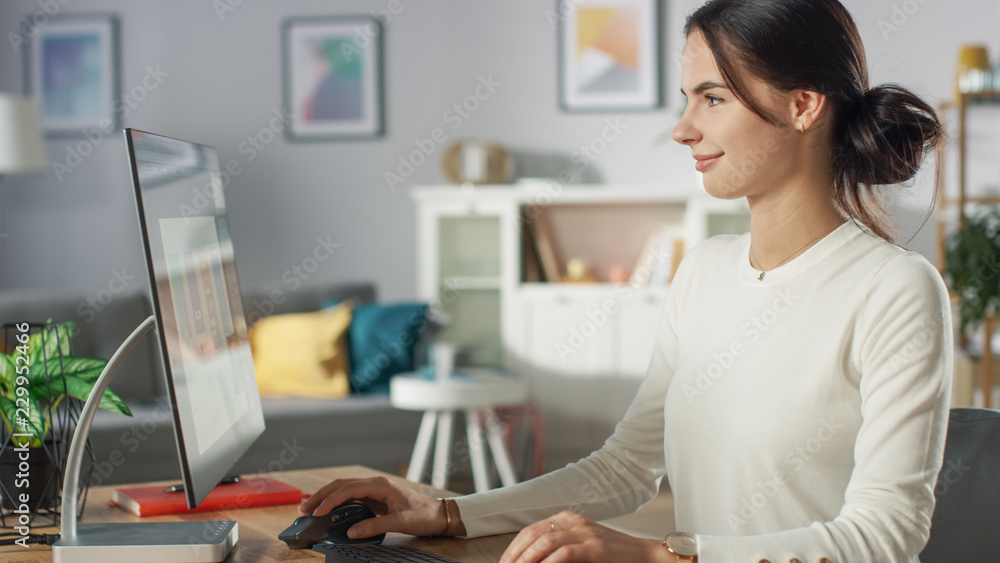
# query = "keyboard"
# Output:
<box><xmin>312</xmin><ymin>542</ymin><xmax>462</xmax><ymax>563</ymax></box>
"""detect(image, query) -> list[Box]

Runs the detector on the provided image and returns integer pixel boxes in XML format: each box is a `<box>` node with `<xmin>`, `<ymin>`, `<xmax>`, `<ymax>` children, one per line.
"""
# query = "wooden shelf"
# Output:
<box><xmin>441</xmin><ymin>276</ymin><xmax>503</xmax><ymax>290</ymax></box>
<box><xmin>934</xmin><ymin>91</ymin><xmax>1000</xmax><ymax>231</ymax></box>
<box><xmin>939</xmin><ymin>91</ymin><xmax>1000</xmax><ymax>110</ymax></box>
<box><xmin>936</xmin><ymin>92</ymin><xmax>1000</xmax><ymax>409</ymax></box>
<box><xmin>941</xmin><ymin>196</ymin><xmax>1000</xmax><ymax>206</ymax></box>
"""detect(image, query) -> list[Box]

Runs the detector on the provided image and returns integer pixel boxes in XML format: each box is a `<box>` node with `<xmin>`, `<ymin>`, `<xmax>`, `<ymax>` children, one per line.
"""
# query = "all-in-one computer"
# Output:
<box><xmin>52</xmin><ymin>129</ymin><xmax>461</xmax><ymax>563</ymax></box>
<box><xmin>52</xmin><ymin>129</ymin><xmax>265</xmax><ymax>562</ymax></box>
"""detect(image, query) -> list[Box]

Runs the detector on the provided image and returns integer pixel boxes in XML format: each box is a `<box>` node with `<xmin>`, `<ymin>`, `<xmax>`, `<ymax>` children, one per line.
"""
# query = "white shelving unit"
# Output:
<box><xmin>412</xmin><ymin>184</ymin><xmax>750</xmax><ymax>467</ymax></box>
<box><xmin>935</xmin><ymin>92</ymin><xmax>1000</xmax><ymax>408</ymax></box>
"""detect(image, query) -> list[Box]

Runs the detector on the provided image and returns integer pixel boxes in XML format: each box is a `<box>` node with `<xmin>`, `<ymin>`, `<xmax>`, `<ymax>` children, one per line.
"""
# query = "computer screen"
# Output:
<box><xmin>124</xmin><ymin>128</ymin><xmax>265</xmax><ymax>509</ymax></box>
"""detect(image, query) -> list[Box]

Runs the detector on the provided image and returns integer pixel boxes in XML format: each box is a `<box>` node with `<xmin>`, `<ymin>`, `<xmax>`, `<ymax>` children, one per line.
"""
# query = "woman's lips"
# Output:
<box><xmin>694</xmin><ymin>153</ymin><xmax>723</xmax><ymax>173</ymax></box>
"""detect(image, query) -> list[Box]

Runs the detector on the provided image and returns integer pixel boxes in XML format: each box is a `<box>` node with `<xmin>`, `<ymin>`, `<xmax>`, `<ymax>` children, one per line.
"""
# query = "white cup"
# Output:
<box><xmin>460</xmin><ymin>141</ymin><xmax>488</xmax><ymax>183</ymax></box>
<box><xmin>432</xmin><ymin>342</ymin><xmax>459</xmax><ymax>380</ymax></box>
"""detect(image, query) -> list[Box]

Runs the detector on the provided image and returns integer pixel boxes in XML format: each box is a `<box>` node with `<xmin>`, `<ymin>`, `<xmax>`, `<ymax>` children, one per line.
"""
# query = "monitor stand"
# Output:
<box><xmin>51</xmin><ymin>316</ymin><xmax>238</xmax><ymax>563</ymax></box>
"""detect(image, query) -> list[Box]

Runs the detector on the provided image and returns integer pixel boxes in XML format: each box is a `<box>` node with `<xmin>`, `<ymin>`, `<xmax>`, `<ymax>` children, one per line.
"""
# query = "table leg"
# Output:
<box><xmin>433</xmin><ymin>411</ymin><xmax>454</xmax><ymax>490</ymax></box>
<box><xmin>407</xmin><ymin>410</ymin><xmax>438</xmax><ymax>484</ymax></box>
<box><xmin>466</xmin><ymin>409</ymin><xmax>491</xmax><ymax>493</ymax></box>
<box><xmin>484</xmin><ymin>409</ymin><xmax>519</xmax><ymax>487</ymax></box>
<box><xmin>985</xmin><ymin>315</ymin><xmax>994</xmax><ymax>409</ymax></box>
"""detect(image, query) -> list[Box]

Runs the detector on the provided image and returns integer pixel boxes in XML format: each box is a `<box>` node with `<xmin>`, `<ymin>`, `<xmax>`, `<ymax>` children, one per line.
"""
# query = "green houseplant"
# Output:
<box><xmin>0</xmin><ymin>320</ymin><xmax>133</xmax><ymax>518</ymax></box>
<box><xmin>943</xmin><ymin>206</ymin><xmax>1000</xmax><ymax>409</ymax></box>
<box><xmin>943</xmin><ymin>206</ymin><xmax>1000</xmax><ymax>335</ymax></box>
<box><xmin>0</xmin><ymin>321</ymin><xmax>132</xmax><ymax>448</ymax></box>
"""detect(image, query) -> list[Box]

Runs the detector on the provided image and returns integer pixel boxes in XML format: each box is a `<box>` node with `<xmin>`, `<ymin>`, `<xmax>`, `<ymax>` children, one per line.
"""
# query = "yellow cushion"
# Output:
<box><xmin>249</xmin><ymin>302</ymin><xmax>351</xmax><ymax>398</ymax></box>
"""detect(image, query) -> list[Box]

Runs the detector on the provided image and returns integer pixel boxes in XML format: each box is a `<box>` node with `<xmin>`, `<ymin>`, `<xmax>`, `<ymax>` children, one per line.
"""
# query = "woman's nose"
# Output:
<box><xmin>671</xmin><ymin>109</ymin><xmax>700</xmax><ymax>146</ymax></box>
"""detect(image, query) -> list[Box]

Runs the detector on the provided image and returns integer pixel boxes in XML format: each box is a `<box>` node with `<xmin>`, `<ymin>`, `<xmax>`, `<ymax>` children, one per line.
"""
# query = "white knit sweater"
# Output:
<box><xmin>454</xmin><ymin>220</ymin><xmax>953</xmax><ymax>563</ymax></box>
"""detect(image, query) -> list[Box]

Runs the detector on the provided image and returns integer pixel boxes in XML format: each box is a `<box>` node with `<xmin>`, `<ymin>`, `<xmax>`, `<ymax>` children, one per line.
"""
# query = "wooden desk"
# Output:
<box><xmin>2</xmin><ymin>465</ymin><xmax>515</xmax><ymax>562</ymax></box>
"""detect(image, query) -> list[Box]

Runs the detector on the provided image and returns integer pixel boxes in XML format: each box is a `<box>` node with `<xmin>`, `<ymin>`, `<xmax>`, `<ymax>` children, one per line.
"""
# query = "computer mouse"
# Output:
<box><xmin>279</xmin><ymin>501</ymin><xmax>385</xmax><ymax>549</ymax></box>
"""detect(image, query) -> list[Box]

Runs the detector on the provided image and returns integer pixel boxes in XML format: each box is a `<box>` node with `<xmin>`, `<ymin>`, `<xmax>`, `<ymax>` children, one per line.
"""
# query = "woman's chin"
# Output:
<box><xmin>701</xmin><ymin>176</ymin><xmax>747</xmax><ymax>201</ymax></box>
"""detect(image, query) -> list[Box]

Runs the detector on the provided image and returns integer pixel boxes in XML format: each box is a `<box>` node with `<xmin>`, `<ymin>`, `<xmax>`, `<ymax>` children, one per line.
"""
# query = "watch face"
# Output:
<box><xmin>666</xmin><ymin>532</ymin><xmax>698</xmax><ymax>556</ymax></box>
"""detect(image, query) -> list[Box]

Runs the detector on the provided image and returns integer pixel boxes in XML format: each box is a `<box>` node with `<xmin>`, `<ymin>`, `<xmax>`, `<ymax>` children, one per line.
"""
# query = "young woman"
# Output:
<box><xmin>299</xmin><ymin>1</ymin><xmax>952</xmax><ymax>561</ymax></box>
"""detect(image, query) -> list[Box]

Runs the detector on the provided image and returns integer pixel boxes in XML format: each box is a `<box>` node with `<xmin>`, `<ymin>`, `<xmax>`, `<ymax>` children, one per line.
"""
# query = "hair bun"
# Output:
<box><xmin>840</xmin><ymin>84</ymin><xmax>942</xmax><ymax>187</ymax></box>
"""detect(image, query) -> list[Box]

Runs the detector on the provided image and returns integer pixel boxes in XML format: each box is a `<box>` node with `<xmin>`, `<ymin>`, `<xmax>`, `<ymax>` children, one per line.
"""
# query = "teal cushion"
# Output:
<box><xmin>348</xmin><ymin>302</ymin><xmax>429</xmax><ymax>394</ymax></box>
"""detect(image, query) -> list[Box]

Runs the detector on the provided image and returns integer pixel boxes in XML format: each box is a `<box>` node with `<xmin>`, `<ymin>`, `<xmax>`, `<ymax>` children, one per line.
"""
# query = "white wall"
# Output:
<box><xmin>0</xmin><ymin>0</ymin><xmax>997</xmax><ymax>302</ymax></box>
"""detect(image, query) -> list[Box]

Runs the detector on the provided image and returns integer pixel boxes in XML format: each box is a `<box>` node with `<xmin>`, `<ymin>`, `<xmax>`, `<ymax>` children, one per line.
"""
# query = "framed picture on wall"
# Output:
<box><xmin>558</xmin><ymin>0</ymin><xmax>662</xmax><ymax>112</ymax></box>
<box><xmin>24</xmin><ymin>14</ymin><xmax>120</xmax><ymax>137</ymax></box>
<box><xmin>283</xmin><ymin>16</ymin><xmax>384</xmax><ymax>141</ymax></box>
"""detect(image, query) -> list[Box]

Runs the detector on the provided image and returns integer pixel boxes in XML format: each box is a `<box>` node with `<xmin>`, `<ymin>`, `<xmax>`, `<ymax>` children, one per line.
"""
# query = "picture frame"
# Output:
<box><xmin>282</xmin><ymin>16</ymin><xmax>384</xmax><ymax>142</ymax></box>
<box><xmin>24</xmin><ymin>14</ymin><xmax>120</xmax><ymax>137</ymax></box>
<box><xmin>557</xmin><ymin>0</ymin><xmax>662</xmax><ymax>112</ymax></box>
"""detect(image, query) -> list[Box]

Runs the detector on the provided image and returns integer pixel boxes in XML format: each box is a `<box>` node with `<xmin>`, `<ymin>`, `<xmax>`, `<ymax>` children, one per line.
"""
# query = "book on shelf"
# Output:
<box><xmin>110</xmin><ymin>477</ymin><xmax>303</xmax><ymax>517</ymax></box>
<box><xmin>522</xmin><ymin>217</ymin><xmax>545</xmax><ymax>282</ymax></box>
<box><xmin>523</xmin><ymin>213</ymin><xmax>561</xmax><ymax>283</ymax></box>
<box><xmin>630</xmin><ymin>226</ymin><xmax>685</xmax><ymax>286</ymax></box>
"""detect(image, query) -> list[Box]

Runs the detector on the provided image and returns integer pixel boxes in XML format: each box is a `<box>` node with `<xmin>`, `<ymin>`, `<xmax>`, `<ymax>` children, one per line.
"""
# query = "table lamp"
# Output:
<box><xmin>0</xmin><ymin>93</ymin><xmax>46</xmax><ymax>176</ymax></box>
<box><xmin>0</xmin><ymin>93</ymin><xmax>47</xmax><ymax>238</ymax></box>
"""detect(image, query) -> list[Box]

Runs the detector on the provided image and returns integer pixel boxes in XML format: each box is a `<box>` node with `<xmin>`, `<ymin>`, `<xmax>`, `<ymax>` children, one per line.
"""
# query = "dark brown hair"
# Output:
<box><xmin>684</xmin><ymin>0</ymin><xmax>943</xmax><ymax>242</ymax></box>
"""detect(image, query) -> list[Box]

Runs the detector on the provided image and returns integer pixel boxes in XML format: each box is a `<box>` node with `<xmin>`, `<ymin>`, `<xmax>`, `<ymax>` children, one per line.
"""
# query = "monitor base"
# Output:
<box><xmin>52</xmin><ymin>521</ymin><xmax>237</xmax><ymax>563</ymax></box>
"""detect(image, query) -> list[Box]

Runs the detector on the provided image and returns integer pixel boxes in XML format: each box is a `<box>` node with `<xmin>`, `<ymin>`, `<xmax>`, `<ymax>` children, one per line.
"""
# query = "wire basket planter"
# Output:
<box><xmin>0</xmin><ymin>321</ymin><xmax>97</xmax><ymax>529</ymax></box>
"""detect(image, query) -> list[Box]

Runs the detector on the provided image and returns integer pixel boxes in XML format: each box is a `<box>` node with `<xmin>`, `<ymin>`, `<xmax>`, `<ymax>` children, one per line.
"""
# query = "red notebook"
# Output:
<box><xmin>111</xmin><ymin>477</ymin><xmax>304</xmax><ymax>517</ymax></box>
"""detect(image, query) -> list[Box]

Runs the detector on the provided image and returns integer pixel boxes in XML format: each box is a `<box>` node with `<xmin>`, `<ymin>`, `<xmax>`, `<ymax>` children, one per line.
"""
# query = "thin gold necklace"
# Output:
<box><xmin>749</xmin><ymin>220</ymin><xmax>845</xmax><ymax>281</ymax></box>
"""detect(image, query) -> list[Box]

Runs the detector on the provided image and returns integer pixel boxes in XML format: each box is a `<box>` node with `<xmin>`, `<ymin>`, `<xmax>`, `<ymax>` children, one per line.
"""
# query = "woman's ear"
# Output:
<box><xmin>790</xmin><ymin>89</ymin><xmax>827</xmax><ymax>132</ymax></box>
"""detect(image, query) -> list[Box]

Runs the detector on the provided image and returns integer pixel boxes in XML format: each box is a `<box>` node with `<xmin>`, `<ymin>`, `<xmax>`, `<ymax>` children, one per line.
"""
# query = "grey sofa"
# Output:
<box><xmin>919</xmin><ymin>408</ymin><xmax>1000</xmax><ymax>562</ymax></box>
<box><xmin>0</xmin><ymin>283</ymin><xmax>422</xmax><ymax>487</ymax></box>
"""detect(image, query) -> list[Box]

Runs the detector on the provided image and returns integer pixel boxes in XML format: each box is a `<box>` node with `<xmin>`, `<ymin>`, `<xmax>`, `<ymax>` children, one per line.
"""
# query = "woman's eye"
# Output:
<box><xmin>706</xmin><ymin>95</ymin><xmax>722</xmax><ymax>107</ymax></box>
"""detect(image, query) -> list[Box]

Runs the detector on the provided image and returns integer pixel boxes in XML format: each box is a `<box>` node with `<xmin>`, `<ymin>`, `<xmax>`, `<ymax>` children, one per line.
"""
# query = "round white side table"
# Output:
<box><xmin>390</xmin><ymin>369</ymin><xmax>528</xmax><ymax>493</ymax></box>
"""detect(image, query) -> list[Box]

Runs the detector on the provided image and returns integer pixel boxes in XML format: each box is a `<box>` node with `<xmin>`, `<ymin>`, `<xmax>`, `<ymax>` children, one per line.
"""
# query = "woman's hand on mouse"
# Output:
<box><xmin>500</xmin><ymin>511</ymin><xmax>675</xmax><ymax>563</ymax></box>
<box><xmin>298</xmin><ymin>476</ymin><xmax>466</xmax><ymax>539</ymax></box>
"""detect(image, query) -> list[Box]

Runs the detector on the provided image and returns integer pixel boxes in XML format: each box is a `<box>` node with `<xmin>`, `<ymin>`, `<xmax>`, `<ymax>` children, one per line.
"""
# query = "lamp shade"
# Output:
<box><xmin>0</xmin><ymin>93</ymin><xmax>47</xmax><ymax>175</ymax></box>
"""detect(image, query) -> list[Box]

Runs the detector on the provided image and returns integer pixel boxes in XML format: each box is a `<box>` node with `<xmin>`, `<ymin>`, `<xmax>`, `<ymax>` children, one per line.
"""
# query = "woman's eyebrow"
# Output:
<box><xmin>680</xmin><ymin>81</ymin><xmax>729</xmax><ymax>97</ymax></box>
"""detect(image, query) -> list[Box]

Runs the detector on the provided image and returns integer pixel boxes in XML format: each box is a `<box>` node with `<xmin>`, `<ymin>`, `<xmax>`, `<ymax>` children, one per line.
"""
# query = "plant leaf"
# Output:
<box><xmin>0</xmin><ymin>395</ymin><xmax>46</xmax><ymax>443</ymax></box>
<box><xmin>0</xmin><ymin>354</ymin><xmax>15</xmax><ymax>392</ymax></box>
<box><xmin>31</xmin><ymin>356</ymin><xmax>108</xmax><ymax>384</ymax></box>
<box><xmin>24</xmin><ymin>331</ymin><xmax>44</xmax><ymax>362</ymax></box>
<box><xmin>30</xmin><ymin>322</ymin><xmax>73</xmax><ymax>364</ymax></box>
<box><xmin>34</xmin><ymin>376</ymin><xmax>133</xmax><ymax>417</ymax></box>
<box><xmin>944</xmin><ymin>206</ymin><xmax>1000</xmax><ymax>334</ymax></box>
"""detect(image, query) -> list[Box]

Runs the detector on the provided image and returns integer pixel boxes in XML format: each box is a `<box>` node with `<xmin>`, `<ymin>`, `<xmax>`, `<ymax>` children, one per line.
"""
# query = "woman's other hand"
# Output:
<box><xmin>500</xmin><ymin>510</ymin><xmax>675</xmax><ymax>563</ymax></box>
<box><xmin>297</xmin><ymin>476</ymin><xmax>465</xmax><ymax>539</ymax></box>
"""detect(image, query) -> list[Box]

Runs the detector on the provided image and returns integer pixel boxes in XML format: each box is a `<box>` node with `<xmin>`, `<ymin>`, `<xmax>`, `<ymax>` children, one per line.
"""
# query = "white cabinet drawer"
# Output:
<box><xmin>522</xmin><ymin>291</ymin><xmax>614</xmax><ymax>378</ymax></box>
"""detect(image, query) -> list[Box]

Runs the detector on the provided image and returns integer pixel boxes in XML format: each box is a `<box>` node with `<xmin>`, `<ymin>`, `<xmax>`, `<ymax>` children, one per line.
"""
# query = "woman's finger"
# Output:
<box><xmin>517</xmin><ymin>529</ymin><xmax>572</xmax><ymax>563</ymax></box>
<box><xmin>498</xmin><ymin>521</ymin><xmax>542</xmax><ymax>563</ymax></box>
<box><xmin>298</xmin><ymin>478</ymin><xmax>357</xmax><ymax>513</ymax></box>
<box><xmin>347</xmin><ymin>510</ymin><xmax>403</xmax><ymax>539</ymax></box>
<box><xmin>315</xmin><ymin>478</ymin><xmax>400</xmax><ymax>516</ymax></box>
<box><xmin>304</xmin><ymin>476</ymin><xmax>399</xmax><ymax>516</ymax></box>
<box><xmin>500</xmin><ymin>518</ymin><xmax>561</xmax><ymax>563</ymax></box>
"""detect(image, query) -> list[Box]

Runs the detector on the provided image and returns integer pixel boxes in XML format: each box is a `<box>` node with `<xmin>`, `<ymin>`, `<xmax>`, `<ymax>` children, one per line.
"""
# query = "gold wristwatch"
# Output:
<box><xmin>663</xmin><ymin>531</ymin><xmax>698</xmax><ymax>562</ymax></box>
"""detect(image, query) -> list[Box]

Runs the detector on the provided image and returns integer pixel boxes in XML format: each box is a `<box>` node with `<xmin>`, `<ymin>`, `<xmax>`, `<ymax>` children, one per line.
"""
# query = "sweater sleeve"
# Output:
<box><xmin>452</xmin><ymin>246</ymin><xmax>694</xmax><ymax>538</ymax></box>
<box><xmin>695</xmin><ymin>253</ymin><xmax>953</xmax><ymax>562</ymax></box>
